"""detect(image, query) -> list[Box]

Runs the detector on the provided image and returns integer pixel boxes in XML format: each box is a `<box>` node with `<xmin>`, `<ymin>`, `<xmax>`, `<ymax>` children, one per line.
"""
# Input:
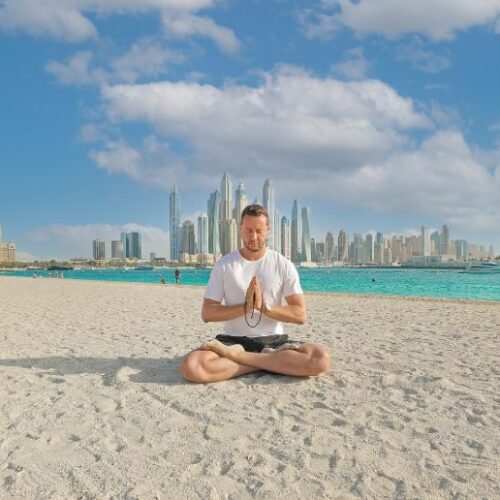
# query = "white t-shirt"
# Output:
<box><xmin>204</xmin><ymin>249</ymin><xmax>303</xmax><ymax>337</ymax></box>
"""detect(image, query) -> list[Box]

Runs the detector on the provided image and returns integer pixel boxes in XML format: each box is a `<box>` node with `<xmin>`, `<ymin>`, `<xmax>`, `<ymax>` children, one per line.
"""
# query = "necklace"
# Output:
<box><xmin>244</xmin><ymin>290</ymin><xmax>262</xmax><ymax>328</ymax></box>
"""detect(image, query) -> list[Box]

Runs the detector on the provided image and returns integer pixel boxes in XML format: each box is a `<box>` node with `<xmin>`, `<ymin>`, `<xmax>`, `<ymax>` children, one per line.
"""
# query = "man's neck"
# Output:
<box><xmin>239</xmin><ymin>247</ymin><xmax>267</xmax><ymax>261</ymax></box>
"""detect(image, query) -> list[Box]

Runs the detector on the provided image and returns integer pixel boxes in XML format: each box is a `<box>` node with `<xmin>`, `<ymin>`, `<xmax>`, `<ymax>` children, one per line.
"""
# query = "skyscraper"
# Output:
<box><xmin>421</xmin><ymin>226</ymin><xmax>431</xmax><ymax>256</ymax></box>
<box><xmin>325</xmin><ymin>231</ymin><xmax>334</xmax><ymax>265</ymax></box>
<box><xmin>337</xmin><ymin>230</ymin><xmax>348</xmax><ymax>261</ymax></box>
<box><xmin>430</xmin><ymin>231</ymin><xmax>441</xmax><ymax>255</ymax></box>
<box><xmin>181</xmin><ymin>220</ymin><xmax>196</xmax><ymax>255</ymax></box>
<box><xmin>127</xmin><ymin>232</ymin><xmax>142</xmax><ymax>259</ymax></box>
<box><xmin>233</xmin><ymin>182</ymin><xmax>248</xmax><ymax>248</ymax></box>
<box><xmin>274</xmin><ymin>208</ymin><xmax>281</xmax><ymax>254</ymax></box>
<box><xmin>263</xmin><ymin>179</ymin><xmax>275</xmax><ymax>250</ymax></box>
<box><xmin>301</xmin><ymin>206</ymin><xmax>311</xmax><ymax>263</ymax></box>
<box><xmin>219</xmin><ymin>172</ymin><xmax>232</xmax><ymax>222</ymax></box>
<box><xmin>220</xmin><ymin>219</ymin><xmax>238</xmax><ymax>256</ymax></box>
<box><xmin>207</xmin><ymin>190</ymin><xmax>221</xmax><ymax>255</ymax></box>
<box><xmin>441</xmin><ymin>224</ymin><xmax>450</xmax><ymax>255</ymax></box>
<box><xmin>92</xmin><ymin>239</ymin><xmax>105</xmax><ymax>260</ymax></box>
<box><xmin>291</xmin><ymin>198</ymin><xmax>302</xmax><ymax>263</ymax></box>
<box><xmin>169</xmin><ymin>185</ymin><xmax>181</xmax><ymax>261</ymax></box>
<box><xmin>281</xmin><ymin>216</ymin><xmax>291</xmax><ymax>260</ymax></box>
<box><xmin>111</xmin><ymin>240</ymin><xmax>124</xmax><ymax>259</ymax></box>
<box><xmin>365</xmin><ymin>234</ymin><xmax>374</xmax><ymax>263</ymax></box>
<box><xmin>197</xmin><ymin>214</ymin><xmax>209</xmax><ymax>254</ymax></box>
<box><xmin>120</xmin><ymin>231</ymin><xmax>128</xmax><ymax>258</ymax></box>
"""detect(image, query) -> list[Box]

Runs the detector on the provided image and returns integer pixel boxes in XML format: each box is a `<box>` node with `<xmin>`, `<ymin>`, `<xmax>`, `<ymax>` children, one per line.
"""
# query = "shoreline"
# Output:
<box><xmin>1</xmin><ymin>274</ymin><xmax>499</xmax><ymax>306</ymax></box>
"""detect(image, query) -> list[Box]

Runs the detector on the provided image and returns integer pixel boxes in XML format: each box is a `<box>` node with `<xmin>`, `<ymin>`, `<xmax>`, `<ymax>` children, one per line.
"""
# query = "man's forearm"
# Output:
<box><xmin>264</xmin><ymin>304</ymin><xmax>306</xmax><ymax>325</ymax></box>
<box><xmin>201</xmin><ymin>303</ymin><xmax>245</xmax><ymax>323</ymax></box>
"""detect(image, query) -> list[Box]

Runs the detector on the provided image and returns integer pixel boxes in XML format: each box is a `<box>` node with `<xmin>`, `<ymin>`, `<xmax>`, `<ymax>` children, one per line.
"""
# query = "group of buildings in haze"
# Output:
<box><xmin>0</xmin><ymin>224</ymin><xmax>16</xmax><ymax>262</ymax></box>
<box><xmin>168</xmin><ymin>173</ymin><xmax>495</xmax><ymax>267</ymax></box>
<box><xmin>92</xmin><ymin>231</ymin><xmax>142</xmax><ymax>261</ymax></box>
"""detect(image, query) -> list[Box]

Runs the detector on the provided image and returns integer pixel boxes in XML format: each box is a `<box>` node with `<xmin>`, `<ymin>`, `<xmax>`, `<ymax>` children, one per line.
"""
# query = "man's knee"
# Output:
<box><xmin>180</xmin><ymin>352</ymin><xmax>210</xmax><ymax>383</ymax></box>
<box><xmin>304</xmin><ymin>345</ymin><xmax>331</xmax><ymax>376</ymax></box>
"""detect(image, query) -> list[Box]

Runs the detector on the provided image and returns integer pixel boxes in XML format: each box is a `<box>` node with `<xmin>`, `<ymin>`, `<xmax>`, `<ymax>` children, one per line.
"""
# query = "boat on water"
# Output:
<box><xmin>135</xmin><ymin>265</ymin><xmax>154</xmax><ymax>271</ymax></box>
<box><xmin>462</xmin><ymin>261</ymin><xmax>500</xmax><ymax>274</ymax></box>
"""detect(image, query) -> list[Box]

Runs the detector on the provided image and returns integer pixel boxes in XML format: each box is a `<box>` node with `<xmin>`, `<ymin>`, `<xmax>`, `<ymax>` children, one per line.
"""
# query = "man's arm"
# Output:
<box><xmin>262</xmin><ymin>293</ymin><xmax>307</xmax><ymax>325</ymax></box>
<box><xmin>201</xmin><ymin>298</ymin><xmax>245</xmax><ymax>323</ymax></box>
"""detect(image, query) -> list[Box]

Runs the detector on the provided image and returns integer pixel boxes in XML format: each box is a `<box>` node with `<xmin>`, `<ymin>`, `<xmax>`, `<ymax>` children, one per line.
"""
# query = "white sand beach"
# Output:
<box><xmin>1</xmin><ymin>276</ymin><xmax>499</xmax><ymax>499</ymax></box>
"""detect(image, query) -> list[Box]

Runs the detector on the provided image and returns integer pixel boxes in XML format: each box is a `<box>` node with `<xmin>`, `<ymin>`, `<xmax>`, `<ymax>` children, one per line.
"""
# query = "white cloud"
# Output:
<box><xmin>92</xmin><ymin>67</ymin><xmax>500</xmax><ymax>234</ymax></box>
<box><xmin>46</xmin><ymin>51</ymin><xmax>108</xmax><ymax>85</ymax></box>
<box><xmin>395</xmin><ymin>38</ymin><xmax>453</xmax><ymax>73</ymax></box>
<box><xmin>0</xmin><ymin>0</ymin><xmax>236</xmax><ymax>53</ymax></box>
<box><xmin>100</xmin><ymin>66</ymin><xmax>430</xmax><ymax>179</ymax></box>
<box><xmin>303</xmin><ymin>0</ymin><xmax>500</xmax><ymax>41</ymax></box>
<box><xmin>90</xmin><ymin>136</ymin><xmax>187</xmax><ymax>189</ymax></box>
<box><xmin>296</xmin><ymin>9</ymin><xmax>341</xmax><ymax>40</ymax></box>
<box><xmin>46</xmin><ymin>40</ymin><xmax>184</xmax><ymax>86</ymax></box>
<box><xmin>26</xmin><ymin>223</ymin><xmax>169</xmax><ymax>260</ymax></box>
<box><xmin>162</xmin><ymin>12</ymin><xmax>240</xmax><ymax>54</ymax></box>
<box><xmin>331</xmin><ymin>47</ymin><xmax>371</xmax><ymax>79</ymax></box>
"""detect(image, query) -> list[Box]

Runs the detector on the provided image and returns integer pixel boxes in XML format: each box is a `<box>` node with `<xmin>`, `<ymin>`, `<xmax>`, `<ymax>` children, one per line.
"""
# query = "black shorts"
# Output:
<box><xmin>215</xmin><ymin>334</ymin><xmax>304</xmax><ymax>353</ymax></box>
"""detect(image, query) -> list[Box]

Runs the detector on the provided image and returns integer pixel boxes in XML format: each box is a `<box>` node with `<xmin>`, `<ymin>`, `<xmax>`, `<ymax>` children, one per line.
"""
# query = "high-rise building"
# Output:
<box><xmin>374</xmin><ymin>243</ymin><xmax>384</xmax><ymax>264</ymax></box>
<box><xmin>197</xmin><ymin>214</ymin><xmax>209</xmax><ymax>254</ymax></box>
<box><xmin>219</xmin><ymin>172</ymin><xmax>233</xmax><ymax>222</ymax></box>
<box><xmin>365</xmin><ymin>233</ymin><xmax>374</xmax><ymax>263</ymax></box>
<box><xmin>92</xmin><ymin>239</ymin><xmax>105</xmax><ymax>260</ymax></box>
<box><xmin>120</xmin><ymin>231</ymin><xmax>128</xmax><ymax>258</ymax></box>
<box><xmin>337</xmin><ymin>230</ymin><xmax>348</xmax><ymax>261</ymax></box>
<box><xmin>376</xmin><ymin>232</ymin><xmax>384</xmax><ymax>246</ymax></box>
<box><xmin>353</xmin><ymin>233</ymin><xmax>363</xmax><ymax>264</ymax></box>
<box><xmin>169</xmin><ymin>185</ymin><xmax>181</xmax><ymax>261</ymax></box>
<box><xmin>325</xmin><ymin>231</ymin><xmax>334</xmax><ymax>265</ymax></box>
<box><xmin>0</xmin><ymin>242</ymin><xmax>16</xmax><ymax>262</ymax></box>
<box><xmin>263</xmin><ymin>179</ymin><xmax>275</xmax><ymax>250</ymax></box>
<box><xmin>181</xmin><ymin>220</ymin><xmax>196</xmax><ymax>255</ymax></box>
<box><xmin>207</xmin><ymin>190</ymin><xmax>221</xmax><ymax>255</ymax></box>
<box><xmin>127</xmin><ymin>232</ymin><xmax>142</xmax><ymax>259</ymax></box>
<box><xmin>274</xmin><ymin>209</ymin><xmax>281</xmax><ymax>254</ymax></box>
<box><xmin>234</xmin><ymin>182</ymin><xmax>248</xmax><ymax>248</ymax></box>
<box><xmin>301</xmin><ymin>206</ymin><xmax>311</xmax><ymax>263</ymax></box>
<box><xmin>315</xmin><ymin>242</ymin><xmax>325</xmax><ymax>263</ymax></box>
<box><xmin>430</xmin><ymin>231</ymin><xmax>441</xmax><ymax>255</ymax></box>
<box><xmin>421</xmin><ymin>226</ymin><xmax>431</xmax><ymax>256</ymax></box>
<box><xmin>291</xmin><ymin>199</ymin><xmax>302</xmax><ymax>263</ymax></box>
<box><xmin>441</xmin><ymin>224</ymin><xmax>450</xmax><ymax>255</ymax></box>
<box><xmin>220</xmin><ymin>219</ymin><xmax>238</xmax><ymax>256</ymax></box>
<box><xmin>455</xmin><ymin>240</ymin><xmax>468</xmax><ymax>261</ymax></box>
<box><xmin>111</xmin><ymin>240</ymin><xmax>124</xmax><ymax>259</ymax></box>
<box><xmin>281</xmin><ymin>216</ymin><xmax>291</xmax><ymax>260</ymax></box>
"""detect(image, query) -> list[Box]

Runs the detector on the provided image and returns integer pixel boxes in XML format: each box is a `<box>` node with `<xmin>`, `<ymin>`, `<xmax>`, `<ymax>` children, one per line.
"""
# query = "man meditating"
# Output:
<box><xmin>180</xmin><ymin>204</ymin><xmax>330</xmax><ymax>383</ymax></box>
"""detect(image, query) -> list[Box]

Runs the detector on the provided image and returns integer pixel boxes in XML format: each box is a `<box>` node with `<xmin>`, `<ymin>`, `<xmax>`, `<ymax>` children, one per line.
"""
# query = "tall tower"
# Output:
<box><xmin>291</xmin><ymin>198</ymin><xmax>302</xmax><ymax>263</ymax></box>
<box><xmin>274</xmin><ymin>208</ymin><xmax>281</xmax><ymax>254</ymax></box>
<box><xmin>181</xmin><ymin>220</ymin><xmax>196</xmax><ymax>255</ymax></box>
<box><xmin>325</xmin><ymin>231</ymin><xmax>334</xmax><ymax>265</ymax></box>
<box><xmin>207</xmin><ymin>190</ymin><xmax>221</xmax><ymax>255</ymax></box>
<box><xmin>421</xmin><ymin>226</ymin><xmax>431</xmax><ymax>256</ymax></box>
<box><xmin>219</xmin><ymin>172</ymin><xmax>233</xmax><ymax>222</ymax></box>
<box><xmin>301</xmin><ymin>206</ymin><xmax>311</xmax><ymax>263</ymax></box>
<box><xmin>233</xmin><ymin>182</ymin><xmax>248</xmax><ymax>248</ymax></box>
<box><xmin>197</xmin><ymin>214</ymin><xmax>209</xmax><ymax>254</ymax></box>
<box><xmin>220</xmin><ymin>219</ymin><xmax>238</xmax><ymax>256</ymax></box>
<box><xmin>281</xmin><ymin>216</ymin><xmax>291</xmax><ymax>260</ymax></box>
<box><xmin>169</xmin><ymin>185</ymin><xmax>181</xmax><ymax>261</ymax></box>
<box><xmin>337</xmin><ymin>230</ymin><xmax>347</xmax><ymax>261</ymax></box>
<box><xmin>262</xmin><ymin>179</ymin><xmax>275</xmax><ymax>250</ymax></box>
<box><xmin>441</xmin><ymin>224</ymin><xmax>450</xmax><ymax>255</ymax></box>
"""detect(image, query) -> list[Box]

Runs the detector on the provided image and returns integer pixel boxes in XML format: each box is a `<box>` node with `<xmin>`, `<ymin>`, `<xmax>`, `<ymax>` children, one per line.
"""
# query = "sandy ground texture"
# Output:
<box><xmin>0</xmin><ymin>276</ymin><xmax>499</xmax><ymax>499</ymax></box>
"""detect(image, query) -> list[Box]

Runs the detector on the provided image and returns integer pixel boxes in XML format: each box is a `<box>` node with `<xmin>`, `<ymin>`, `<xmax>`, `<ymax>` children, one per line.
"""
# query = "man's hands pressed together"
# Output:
<box><xmin>245</xmin><ymin>276</ymin><xmax>263</xmax><ymax>315</ymax></box>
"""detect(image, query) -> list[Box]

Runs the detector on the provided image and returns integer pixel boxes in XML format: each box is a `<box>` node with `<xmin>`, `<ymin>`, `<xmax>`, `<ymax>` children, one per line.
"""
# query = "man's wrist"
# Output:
<box><xmin>263</xmin><ymin>303</ymin><xmax>272</xmax><ymax>315</ymax></box>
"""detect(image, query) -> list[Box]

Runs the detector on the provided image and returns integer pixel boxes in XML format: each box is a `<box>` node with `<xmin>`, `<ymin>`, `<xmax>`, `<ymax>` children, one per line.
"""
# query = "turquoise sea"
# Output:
<box><xmin>2</xmin><ymin>267</ymin><xmax>499</xmax><ymax>302</ymax></box>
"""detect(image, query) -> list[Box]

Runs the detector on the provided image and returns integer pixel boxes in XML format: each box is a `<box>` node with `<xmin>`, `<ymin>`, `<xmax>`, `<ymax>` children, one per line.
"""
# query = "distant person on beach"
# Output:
<box><xmin>174</xmin><ymin>268</ymin><xmax>180</xmax><ymax>284</ymax></box>
<box><xmin>180</xmin><ymin>204</ymin><xmax>330</xmax><ymax>383</ymax></box>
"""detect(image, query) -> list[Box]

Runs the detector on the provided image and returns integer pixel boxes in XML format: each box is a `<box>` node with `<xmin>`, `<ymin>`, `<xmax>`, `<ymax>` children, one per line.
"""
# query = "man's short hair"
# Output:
<box><xmin>240</xmin><ymin>204</ymin><xmax>269</xmax><ymax>224</ymax></box>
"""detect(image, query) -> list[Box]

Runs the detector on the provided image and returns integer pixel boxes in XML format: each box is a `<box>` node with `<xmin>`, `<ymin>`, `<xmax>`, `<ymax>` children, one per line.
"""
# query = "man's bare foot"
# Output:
<box><xmin>201</xmin><ymin>339</ymin><xmax>245</xmax><ymax>360</ymax></box>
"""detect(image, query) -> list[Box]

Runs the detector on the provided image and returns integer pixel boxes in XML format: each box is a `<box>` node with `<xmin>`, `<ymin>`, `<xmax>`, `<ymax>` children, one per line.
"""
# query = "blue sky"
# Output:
<box><xmin>1</xmin><ymin>0</ymin><xmax>499</xmax><ymax>260</ymax></box>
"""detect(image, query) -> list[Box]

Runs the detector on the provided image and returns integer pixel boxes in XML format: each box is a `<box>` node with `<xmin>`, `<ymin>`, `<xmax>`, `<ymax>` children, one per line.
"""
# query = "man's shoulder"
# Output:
<box><xmin>265</xmin><ymin>250</ymin><xmax>296</xmax><ymax>269</ymax></box>
<box><xmin>214</xmin><ymin>250</ymin><xmax>241</xmax><ymax>268</ymax></box>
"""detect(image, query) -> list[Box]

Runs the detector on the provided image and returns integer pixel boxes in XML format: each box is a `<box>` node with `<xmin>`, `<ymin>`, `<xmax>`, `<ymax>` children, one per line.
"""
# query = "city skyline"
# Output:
<box><xmin>1</xmin><ymin>2</ymin><xmax>499</xmax><ymax>259</ymax></box>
